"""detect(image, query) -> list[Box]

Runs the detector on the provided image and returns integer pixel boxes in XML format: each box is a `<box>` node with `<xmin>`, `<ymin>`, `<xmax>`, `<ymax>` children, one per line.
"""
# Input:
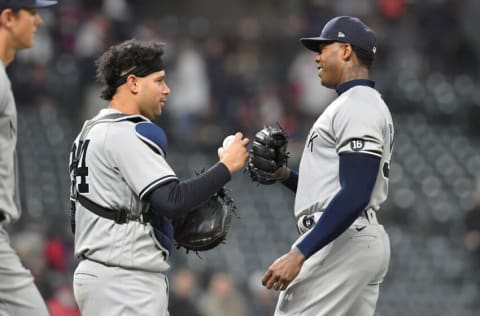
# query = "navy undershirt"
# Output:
<box><xmin>148</xmin><ymin>162</ymin><xmax>231</xmax><ymax>218</ymax></box>
<box><xmin>336</xmin><ymin>79</ymin><xmax>375</xmax><ymax>95</ymax></box>
<box><xmin>281</xmin><ymin>170</ymin><xmax>298</xmax><ymax>192</ymax></box>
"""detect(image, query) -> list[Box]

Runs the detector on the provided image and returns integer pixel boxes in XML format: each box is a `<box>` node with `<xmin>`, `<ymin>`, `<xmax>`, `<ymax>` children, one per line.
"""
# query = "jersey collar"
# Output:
<box><xmin>336</xmin><ymin>79</ymin><xmax>375</xmax><ymax>95</ymax></box>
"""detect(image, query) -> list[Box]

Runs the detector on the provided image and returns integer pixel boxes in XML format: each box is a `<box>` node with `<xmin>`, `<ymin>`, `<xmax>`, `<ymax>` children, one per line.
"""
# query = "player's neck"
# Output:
<box><xmin>341</xmin><ymin>65</ymin><xmax>369</xmax><ymax>84</ymax></box>
<box><xmin>0</xmin><ymin>33</ymin><xmax>17</xmax><ymax>66</ymax></box>
<box><xmin>344</xmin><ymin>67</ymin><xmax>369</xmax><ymax>82</ymax></box>
<box><xmin>108</xmin><ymin>98</ymin><xmax>140</xmax><ymax>116</ymax></box>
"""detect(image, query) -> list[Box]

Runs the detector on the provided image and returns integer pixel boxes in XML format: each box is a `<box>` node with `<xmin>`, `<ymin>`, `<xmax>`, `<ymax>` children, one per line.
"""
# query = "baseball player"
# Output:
<box><xmin>261</xmin><ymin>16</ymin><xmax>393</xmax><ymax>315</ymax></box>
<box><xmin>0</xmin><ymin>1</ymin><xmax>57</xmax><ymax>315</ymax></box>
<box><xmin>69</xmin><ymin>39</ymin><xmax>249</xmax><ymax>316</ymax></box>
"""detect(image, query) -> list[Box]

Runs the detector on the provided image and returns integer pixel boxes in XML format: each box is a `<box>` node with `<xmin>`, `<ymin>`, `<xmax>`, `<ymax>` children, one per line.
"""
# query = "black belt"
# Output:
<box><xmin>77</xmin><ymin>195</ymin><xmax>130</xmax><ymax>224</ymax></box>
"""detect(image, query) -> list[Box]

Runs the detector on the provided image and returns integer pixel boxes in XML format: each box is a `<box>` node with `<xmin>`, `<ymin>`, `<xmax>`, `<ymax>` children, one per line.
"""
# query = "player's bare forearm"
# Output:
<box><xmin>262</xmin><ymin>247</ymin><xmax>305</xmax><ymax>291</ymax></box>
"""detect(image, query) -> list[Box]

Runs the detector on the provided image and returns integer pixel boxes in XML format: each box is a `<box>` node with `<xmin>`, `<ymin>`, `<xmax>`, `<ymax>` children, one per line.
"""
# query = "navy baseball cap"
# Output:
<box><xmin>0</xmin><ymin>0</ymin><xmax>58</xmax><ymax>10</ymax></box>
<box><xmin>301</xmin><ymin>16</ymin><xmax>376</xmax><ymax>54</ymax></box>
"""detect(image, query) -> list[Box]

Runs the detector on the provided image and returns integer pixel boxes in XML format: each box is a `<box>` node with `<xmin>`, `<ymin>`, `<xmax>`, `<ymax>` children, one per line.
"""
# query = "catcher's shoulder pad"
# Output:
<box><xmin>135</xmin><ymin>122</ymin><xmax>168</xmax><ymax>157</ymax></box>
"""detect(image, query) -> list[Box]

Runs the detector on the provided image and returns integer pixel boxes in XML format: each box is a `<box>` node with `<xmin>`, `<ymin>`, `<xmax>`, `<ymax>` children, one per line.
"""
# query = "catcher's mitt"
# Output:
<box><xmin>247</xmin><ymin>125</ymin><xmax>289</xmax><ymax>184</ymax></box>
<box><xmin>172</xmin><ymin>186</ymin><xmax>236</xmax><ymax>252</ymax></box>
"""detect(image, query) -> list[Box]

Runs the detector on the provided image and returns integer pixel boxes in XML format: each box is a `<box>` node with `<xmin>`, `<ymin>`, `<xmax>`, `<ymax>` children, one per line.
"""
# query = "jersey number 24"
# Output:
<box><xmin>70</xmin><ymin>140</ymin><xmax>90</xmax><ymax>194</ymax></box>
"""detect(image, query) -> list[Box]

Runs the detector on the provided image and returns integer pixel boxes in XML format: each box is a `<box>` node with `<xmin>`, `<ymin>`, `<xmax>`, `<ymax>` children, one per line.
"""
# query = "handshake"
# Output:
<box><xmin>219</xmin><ymin>126</ymin><xmax>289</xmax><ymax>184</ymax></box>
<box><xmin>183</xmin><ymin>126</ymin><xmax>289</xmax><ymax>254</ymax></box>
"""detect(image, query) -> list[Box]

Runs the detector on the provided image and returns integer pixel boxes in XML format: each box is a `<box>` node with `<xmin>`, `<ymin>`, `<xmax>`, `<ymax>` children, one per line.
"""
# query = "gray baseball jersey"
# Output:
<box><xmin>70</xmin><ymin>108</ymin><xmax>177</xmax><ymax>272</ymax></box>
<box><xmin>0</xmin><ymin>61</ymin><xmax>49</xmax><ymax>316</ymax></box>
<box><xmin>0</xmin><ymin>61</ymin><xmax>21</xmax><ymax>223</ymax></box>
<box><xmin>295</xmin><ymin>85</ymin><xmax>394</xmax><ymax>217</ymax></box>
<box><xmin>275</xmin><ymin>84</ymin><xmax>393</xmax><ymax>316</ymax></box>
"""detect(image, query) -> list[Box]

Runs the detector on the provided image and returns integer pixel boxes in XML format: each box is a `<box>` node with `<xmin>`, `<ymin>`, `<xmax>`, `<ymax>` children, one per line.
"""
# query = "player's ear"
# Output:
<box><xmin>0</xmin><ymin>8</ymin><xmax>15</xmax><ymax>28</ymax></box>
<box><xmin>126</xmin><ymin>74</ymin><xmax>139</xmax><ymax>94</ymax></box>
<box><xmin>341</xmin><ymin>43</ymin><xmax>353</xmax><ymax>61</ymax></box>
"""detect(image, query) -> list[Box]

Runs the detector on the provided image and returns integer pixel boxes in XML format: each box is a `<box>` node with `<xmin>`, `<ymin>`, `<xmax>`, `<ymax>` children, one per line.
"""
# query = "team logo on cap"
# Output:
<box><xmin>372</xmin><ymin>46</ymin><xmax>377</xmax><ymax>54</ymax></box>
<box><xmin>337</xmin><ymin>32</ymin><xmax>345</xmax><ymax>38</ymax></box>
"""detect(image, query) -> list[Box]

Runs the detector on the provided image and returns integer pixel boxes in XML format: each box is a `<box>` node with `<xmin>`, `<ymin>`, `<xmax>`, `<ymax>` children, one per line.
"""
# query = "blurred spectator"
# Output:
<box><xmin>247</xmin><ymin>270</ymin><xmax>277</xmax><ymax>316</ymax></box>
<box><xmin>169</xmin><ymin>268</ymin><xmax>202</xmax><ymax>316</ymax></box>
<box><xmin>224</xmin><ymin>42</ymin><xmax>261</xmax><ymax>132</ymax></box>
<box><xmin>203</xmin><ymin>35</ymin><xmax>232</xmax><ymax>129</ymax></box>
<box><xmin>17</xmin><ymin>27</ymin><xmax>55</xmax><ymax>65</ymax></box>
<box><xmin>11</xmin><ymin>225</ymin><xmax>54</xmax><ymax>299</ymax></box>
<box><xmin>415</xmin><ymin>0</ymin><xmax>464</xmax><ymax>75</ymax></box>
<box><xmin>44</xmin><ymin>235</ymin><xmax>67</xmax><ymax>273</ymax></box>
<box><xmin>377</xmin><ymin>0</ymin><xmax>408</xmax><ymax>20</ymax></box>
<box><xmin>102</xmin><ymin>0</ymin><xmax>131</xmax><ymax>23</ymax></box>
<box><xmin>74</xmin><ymin>12</ymin><xmax>113</xmax><ymax>121</ymax></box>
<box><xmin>300</xmin><ymin>0</ymin><xmax>334</xmax><ymax>35</ymax></box>
<box><xmin>288</xmin><ymin>50</ymin><xmax>336</xmax><ymax>116</ymax></box>
<box><xmin>11</xmin><ymin>63</ymin><xmax>51</xmax><ymax>106</ymax></box>
<box><xmin>168</xmin><ymin>39</ymin><xmax>211</xmax><ymax>145</ymax></box>
<box><xmin>47</xmin><ymin>285</ymin><xmax>80</xmax><ymax>316</ymax></box>
<box><xmin>258</xmin><ymin>85</ymin><xmax>284</xmax><ymax>126</ymax></box>
<box><xmin>74</xmin><ymin>12</ymin><xmax>111</xmax><ymax>59</ymax></box>
<box><xmin>132</xmin><ymin>19</ymin><xmax>164</xmax><ymax>41</ymax></box>
<box><xmin>56</xmin><ymin>0</ymin><xmax>86</xmax><ymax>54</ymax></box>
<box><xmin>199</xmin><ymin>272</ymin><xmax>249</xmax><ymax>316</ymax></box>
<box><xmin>11</xmin><ymin>225</ymin><xmax>46</xmax><ymax>281</ymax></box>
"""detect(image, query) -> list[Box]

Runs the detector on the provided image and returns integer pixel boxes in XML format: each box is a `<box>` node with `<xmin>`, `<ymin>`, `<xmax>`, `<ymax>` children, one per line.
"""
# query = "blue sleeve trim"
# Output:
<box><xmin>139</xmin><ymin>175</ymin><xmax>178</xmax><ymax>200</ymax></box>
<box><xmin>296</xmin><ymin>153</ymin><xmax>380</xmax><ymax>258</ymax></box>
<box><xmin>135</xmin><ymin>122</ymin><xmax>168</xmax><ymax>157</ymax></box>
<box><xmin>281</xmin><ymin>170</ymin><xmax>298</xmax><ymax>192</ymax></box>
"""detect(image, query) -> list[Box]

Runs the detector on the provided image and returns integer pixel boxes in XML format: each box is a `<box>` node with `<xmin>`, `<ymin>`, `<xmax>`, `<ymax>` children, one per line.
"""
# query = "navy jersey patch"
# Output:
<box><xmin>350</xmin><ymin>138</ymin><xmax>365</xmax><ymax>151</ymax></box>
<box><xmin>135</xmin><ymin>122</ymin><xmax>168</xmax><ymax>157</ymax></box>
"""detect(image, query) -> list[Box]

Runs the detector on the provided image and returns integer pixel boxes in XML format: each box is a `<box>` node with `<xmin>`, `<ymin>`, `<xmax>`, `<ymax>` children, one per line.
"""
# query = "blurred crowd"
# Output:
<box><xmin>10</xmin><ymin>0</ymin><xmax>480</xmax><ymax>144</ymax></box>
<box><xmin>4</xmin><ymin>0</ymin><xmax>480</xmax><ymax>315</ymax></box>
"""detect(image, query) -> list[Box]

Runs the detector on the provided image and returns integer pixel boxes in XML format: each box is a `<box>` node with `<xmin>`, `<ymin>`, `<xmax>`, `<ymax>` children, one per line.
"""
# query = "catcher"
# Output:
<box><xmin>69</xmin><ymin>39</ymin><xmax>249</xmax><ymax>316</ymax></box>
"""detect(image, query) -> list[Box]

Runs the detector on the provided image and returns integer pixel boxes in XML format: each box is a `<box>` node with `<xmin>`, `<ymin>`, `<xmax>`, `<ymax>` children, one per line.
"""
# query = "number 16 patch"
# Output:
<box><xmin>350</xmin><ymin>138</ymin><xmax>365</xmax><ymax>151</ymax></box>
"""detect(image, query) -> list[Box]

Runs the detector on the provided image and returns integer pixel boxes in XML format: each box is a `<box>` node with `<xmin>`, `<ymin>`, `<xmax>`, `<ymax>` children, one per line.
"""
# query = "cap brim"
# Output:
<box><xmin>300</xmin><ymin>36</ymin><xmax>334</xmax><ymax>52</ymax></box>
<box><xmin>26</xmin><ymin>0</ymin><xmax>58</xmax><ymax>8</ymax></box>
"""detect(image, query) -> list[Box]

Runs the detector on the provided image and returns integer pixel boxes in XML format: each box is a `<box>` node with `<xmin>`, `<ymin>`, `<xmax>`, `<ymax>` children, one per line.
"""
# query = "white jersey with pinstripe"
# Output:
<box><xmin>70</xmin><ymin>108</ymin><xmax>177</xmax><ymax>272</ymax></box>
<box><xmin>294</xmin><ymin>85</ymin><xmax>394</xmax><ymax>217</ymax></box>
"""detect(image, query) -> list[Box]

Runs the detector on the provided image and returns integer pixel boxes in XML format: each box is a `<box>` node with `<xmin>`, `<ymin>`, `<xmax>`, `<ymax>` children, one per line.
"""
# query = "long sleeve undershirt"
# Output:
<box><xmin>147</xmin><ymin>162</ymin><xmax>231</xmax><ymax>219</ymax></box>
<box><xmin>281</xmin><ymin>170</ymin><xmax>298</xmax><ymax>192</ymax></box>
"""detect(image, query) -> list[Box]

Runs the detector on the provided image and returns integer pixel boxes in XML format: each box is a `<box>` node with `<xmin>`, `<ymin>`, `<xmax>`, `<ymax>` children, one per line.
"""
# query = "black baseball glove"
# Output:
<box><xmin>172</xmin><ymin>186</ymin><xmax>236</xmax><ymax>252</ymax></box>
<box><xmin>247</xmin><ymin>125</ymin><xmax>289</xmax><ymax>184</ymax></box>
